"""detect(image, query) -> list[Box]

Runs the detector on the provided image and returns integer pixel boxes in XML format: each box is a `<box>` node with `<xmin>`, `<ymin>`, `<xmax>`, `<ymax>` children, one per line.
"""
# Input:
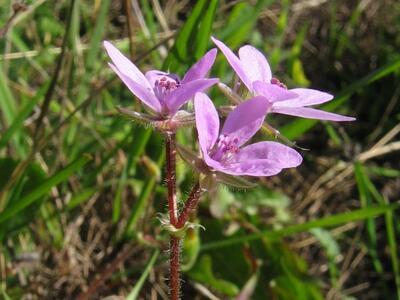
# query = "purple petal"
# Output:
<box><xmin>211</xmin><ymin>37</ymin><xmax>253</xmax><ymax>91</ymax></box>
<box><xmin>274</xmin><ymin>88</ymin><xmax>334</xmax><ymax>108</ymax></box>
<box><xmin>103</xmin><ymin>41</ymin><xmax>151</xmax><ymax>90</ymax></box>
<box><xmin>238</xmin><ymin>45</ymin><xmax>272</xmax><ymax>84</ymax></box>
<box><xmin>166</xmin><ymin>78</ymin><xmax>218</xmax><ymax>114</ymax></box>
<box><xmin>271</xmin><ymin>106</ymin><xmax>356</xmax><ymax>121</ymax></box>
<box><xmin>198</xmin><ymin>149</ymin><xmax>245</xmax><ymax>176</ymax></box>
<box><xmin>234</xmin><ymin>141</ymin><xmax>303</xmax><ymax>168</ymax></box>
<box><xmin>194</xmin><ymin>92</ymin><xmax>220</xmax><ymax>155</ymax></box>
<box><xmin>221</xmin><ymin>96</ymin><xmax>270</xmax><ymax>146</ymax></box>
<box><xmin>253</xmin><ymin>81</ymin><xmax>298</xmax><ymax>102</ymax></box>
<box><xmin>218</xmin><ymin>142</ymin><xmax>302</xmax><ymax>177</ymax></box>
<box><xmin>108</xmin><ymin>63</ymin><xmax>161</xmax><ymax>113</ymax></box>
<box><xmin>218</xmin><ymin>160</ymin><xmax>285</xmax><ymax>177</ymax></box>
<box><xmin>182</xmin><ymin>48</ymin><xmax>218</xmax><ymax>84</ymax></box>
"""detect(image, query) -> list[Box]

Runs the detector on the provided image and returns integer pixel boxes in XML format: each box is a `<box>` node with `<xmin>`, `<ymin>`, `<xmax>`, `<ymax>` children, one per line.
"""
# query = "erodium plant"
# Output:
<box><xmin>104</xmin><ymin>38</ymin><xmax>354</xmax><ymax>300</ymax></box>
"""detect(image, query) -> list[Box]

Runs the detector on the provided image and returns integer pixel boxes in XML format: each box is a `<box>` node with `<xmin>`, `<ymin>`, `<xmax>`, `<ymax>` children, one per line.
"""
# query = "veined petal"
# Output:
<box><xmin>194</xmin><ymin>93</ymin><xmax>220</xmax><ymax>155</ymax></box>
<box><xmin>108</xmin><ymin>63</ymin><xmax>161</xmax><ymax>113</ymax></box>
<box><xmin>234</xmin><ymin>141</ymin><xmax>303</xmax><ymax>168</ymax></box>
<box><xmin>253</xmin><ymin>81</ymin><xmax>297</xmax><ymax>102</ymax></box>
<box><xmin>211</xmin><ymin>37</ymin><xmax>253</xmax><ymax>91</ymax></box>
<box><xmin>103</xmin><ymin>41</ymin><xmax>151</xmax><ymax>90</ymax></box>
<box><xmin>218</xmin><ymin>160</ymin><xmax>284</xmax><ymax>177</ymax></box>
<box><xmin>182</xmin><ymin>48</ymin><xmax>218</xmax><ymax>83</ymax></box>
<box><xmin>221</xmin><ymin>96</ymin><xmax>270</xmax><ymax>146</ymax></box>
<box><xmin>238</xmin><ymin>45</ymin><xmax>272</xmax><ymax>84</ymax></box>
<box><xmin>166</xmin><ymin>78</ymin><xmax>218</xmax><ymax>113</ymax></box>
<box><xmin>274</xmin><ymin>88</ymin><xmax>334</xmax><ymax>108</ymax></box>
<box><xmin>271</xmin><ymin>106</ymin><xmax>356</xmax><ymax>121</ymax></box>
<box><xmin>219</xmin><ymin>142</ymin><xmax>302</xmax><ymax>176</ymax></box>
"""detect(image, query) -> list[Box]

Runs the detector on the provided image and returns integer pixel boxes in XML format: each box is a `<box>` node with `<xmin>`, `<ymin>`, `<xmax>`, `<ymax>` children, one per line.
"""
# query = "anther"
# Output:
<box><xmin>271</xmin><ymin>77</ymin><xmax>287</xmax><ymax>89</ymax></box>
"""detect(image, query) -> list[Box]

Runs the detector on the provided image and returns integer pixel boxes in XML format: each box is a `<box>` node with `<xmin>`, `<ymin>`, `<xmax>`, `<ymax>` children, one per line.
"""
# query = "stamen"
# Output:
<box><xmin>210</xmin><ymin>134</ymin><xmax>240</xmax><ymax>163</ymax></box>
<box><xmin>154</xmin><ymin>75</ymin><xmax>180</xmax><ymax>107</ymax></box>
<box><xmin>271</xmin><ymin>77</ymin><xmax>287</xmax><ymax>89</ymax></box>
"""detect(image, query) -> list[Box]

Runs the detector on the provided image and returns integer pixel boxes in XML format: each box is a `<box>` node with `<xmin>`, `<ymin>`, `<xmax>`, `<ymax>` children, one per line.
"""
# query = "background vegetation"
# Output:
<box><xmin>0</xmin><ymin>0</ymin><xmax>399</xmax><ymax>299</ymax></box>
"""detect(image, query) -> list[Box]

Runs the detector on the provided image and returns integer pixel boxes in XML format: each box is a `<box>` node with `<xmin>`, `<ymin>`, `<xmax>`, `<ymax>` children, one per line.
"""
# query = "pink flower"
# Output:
<box><xmin>104</xmin><ymin>41</ymin><xmax>219</xmax><ymax>116</ymax></box>
<box><xmin>212</xmin><ymin>37</ymin><xmax>355</xmax><ymax>122</ymax></box>
<box><xmin>194</xmin><ymin>92</ymin><xmax>302</xmax><ymax>177</ymax></box>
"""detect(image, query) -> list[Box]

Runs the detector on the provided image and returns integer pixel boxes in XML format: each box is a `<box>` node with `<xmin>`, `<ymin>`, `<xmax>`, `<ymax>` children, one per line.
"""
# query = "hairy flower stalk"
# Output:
<box><xmin>176</xmin><ymin>182</ymin><xmax>202</xmax><ymax>229</ymax></box>
<box><xmin>166</xmin><ymin>133</ymin><xmax>178</xmax><ymax>226</ymax></box>
<box><xmin>166</xmin><ymin>141</ymin><xmax>204</xmax><ymax>300</ymax></box>
<box><xmin>169</xmin><ymin>236</ymin><xmax>181</xmax><ymax>300</ymax></box>
<box><xmin>165</xmin><ymin>132</ymin><xmax>180</xmax><ymax>300</ymax></box>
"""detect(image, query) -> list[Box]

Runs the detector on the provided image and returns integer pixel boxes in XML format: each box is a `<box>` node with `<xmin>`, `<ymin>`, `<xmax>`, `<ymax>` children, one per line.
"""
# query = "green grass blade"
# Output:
<box><xmin>126</xmin><ymin>249</ymin><xmax>160</xmax><ymax>300</ymax></box>
<box><xmin>113</xmin><ymin>127</ymin><xmax>152</xmax><ymax>224</ymax></box>
<box><xmin>122</xmin><ymin>147</ymin><xmax>165</xmax><ymax>238</ymax></box>
<box><xmin>0</xmin><ymin>155</ymin><xmax>91</xmax><ymax>224</ymax></box>
<box><xmin>0</xmin><ymin>61</ymin><xmax>25</xmax><ymax>156</ymax></box>
<box><xmin>384</xmin><ymin>202</ymin><xmax>400</xmax><ymax>300</ymax></box>
<box><xmin>76</xmin><ymin>0</ymin><xmax>111</xmax><ymax>102</ymax></box>
<box><xmin>355</xmin><ymin>162</ymin><xmax>400</xmax><ymax>298</ymax></box>
<box><xmin>0</xmin><ymin>84</ymin><xmax>47</xmax><ymax>150</ymax></box>
<box><xmin>218</xmin><ymin>0</ymin><xmax>273</xmax><ymax>46</ymax></box>
<box><xmin>367</xmin><ymin>166</ymin><xmax>400</xmax><ymax>178</ymax></box>
<box><xmin>385</xmin><ymin>203</ymin><xmax>400</xmax><ymax>299</ymax></box>
<box><xmin>85</xmin><ymin>0</ymin><xmax>111</xmax><ymax>69</ymax></box>
<box><xmin>269</xmin><ymin>0</ymin><xmax>289</xmax><ymax>67</ymax></box>
<box><xmin>0</xmin><ymin>287</ymin><xmax>12</xmax><ymax>300</ymax></box>
<box><xmin>163</xmin><ymin>0</ymin><xmax>211</xmax><ymax>71</ymax></box>
<box><xmin>194</xmin><ymin>0</ymin><xmax>218</xmax><ymax>60</ymax></box>
<box><xmin>354</xmin><ymin>162</ymin><xmax>383</xmax><ymax>273</ymax></box>
<box><xmin>40</xmin><ymin>202</ymin><xmax>63</xmax><ymax>248</ymax></box>
<box><xmin>66</xmin><ymin>187</ymin><xmax>97</xmax><ymax>210</ymax></box>
<box><xmin>0</xmin><ymin>62</ymin><xmax>16</xmax><ymax>123</ymax></box>
<box><xmin>201</xmin><ymin>204</ymin><xmax>399</xmax><ymax>251</ymax></box>
<box><xmin>173</xmin><ymin>0</ymin><xmax>205</xmax><ymax>61</ymax></box>
<box><xmin>123</xmin><ymin>177</ymin><xmax>156</xmax><ymax>237</ymax></box>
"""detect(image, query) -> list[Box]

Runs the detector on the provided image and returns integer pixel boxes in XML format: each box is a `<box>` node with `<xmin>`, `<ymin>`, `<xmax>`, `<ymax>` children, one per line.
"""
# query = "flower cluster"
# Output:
<box><xmin>104</xmin><ymin>38</ymin><xmax>354</xmax><ymax>184</ymax></box>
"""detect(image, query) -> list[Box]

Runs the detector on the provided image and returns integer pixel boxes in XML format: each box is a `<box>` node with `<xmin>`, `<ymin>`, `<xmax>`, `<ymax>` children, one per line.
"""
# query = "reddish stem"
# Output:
<box><xmin>165</xmin><ymin>132</ymin><xmax>180</xmax><ymax>299</ymax></box>
<box><xmin>176</xmin><ymin>182</ymin><xmax>202</xmax><ymax>228</ymax></box>
<box><xmin>166</xmin><ymin>132</ymin><xmax>178</xmax><ymax>226</ymax></box>
<box><xmin>165</xmin><ymin>134</ymin><xmax>202</xmax><ymax>300</ymax></box>
<box><xmin>169</xmin><ymin>237</ymin><xmax>180</xmax><ymax>300</ymax></box>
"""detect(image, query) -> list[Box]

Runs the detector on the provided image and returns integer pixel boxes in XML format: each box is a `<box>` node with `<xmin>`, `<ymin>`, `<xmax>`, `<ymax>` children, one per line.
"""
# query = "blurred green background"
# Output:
<box><xmin>0</xmin><ymin>0</ymin><xmax>399</xmax><ymax>299</ymax></box>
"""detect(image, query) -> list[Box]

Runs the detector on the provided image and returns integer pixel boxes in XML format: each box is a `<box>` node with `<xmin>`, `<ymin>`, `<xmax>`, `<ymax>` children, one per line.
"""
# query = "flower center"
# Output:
<box><xmin>210</xmin><ymin>134</ymin><xmax>240</xmax><ymax>162</ymax></box>
<box><xmin>154</xmin><ymin>76</ymin><xmax>180</xmax><ymax>106</ymax></box>
<box><xmin>271</xmin><ymin>77</ymin><xmax>287</xmax><ymax>89</ymax></box>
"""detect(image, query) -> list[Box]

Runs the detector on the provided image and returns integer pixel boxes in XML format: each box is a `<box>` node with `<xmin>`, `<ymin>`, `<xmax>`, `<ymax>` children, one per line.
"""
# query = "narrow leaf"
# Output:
<box><xmin>126</xmin><ymin>249</ymin><xmax>160</xmax><ymax>300</ymax></box>
<box><xmin>201</xmin><ymin>204</ymin><xmax>399</xmax><ymax>251</ymax></box>
<box><xmin>0</xmin><ymin>155</ymin><xmax>91</xmax><ymax>224</ymax></box>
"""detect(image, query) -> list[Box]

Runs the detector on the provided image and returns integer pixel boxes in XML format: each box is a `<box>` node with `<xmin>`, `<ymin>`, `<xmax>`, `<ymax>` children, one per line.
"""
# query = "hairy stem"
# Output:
<box><xmin>165</xmin><ymin>132</ymin><xmax>179</xmax><ymax>299</ymax></box>
<box><xmin>166</xmin><ymin>132</ymin><xmax>178</xmax><ymax>226</ymax></box>
<box><xmin>176</xmin><ymin>182</ymin><xmax>202</xmax><ymax>228</ymax></box>
<box><xmin>169</xmin><ymin>182</ymin><xmax>202</xmax><ymax>300</ymax></box>
<box><xmin>169</xmin><ymin>236</ymin><xmax>181</xmax><ymax>300</ymax></box>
